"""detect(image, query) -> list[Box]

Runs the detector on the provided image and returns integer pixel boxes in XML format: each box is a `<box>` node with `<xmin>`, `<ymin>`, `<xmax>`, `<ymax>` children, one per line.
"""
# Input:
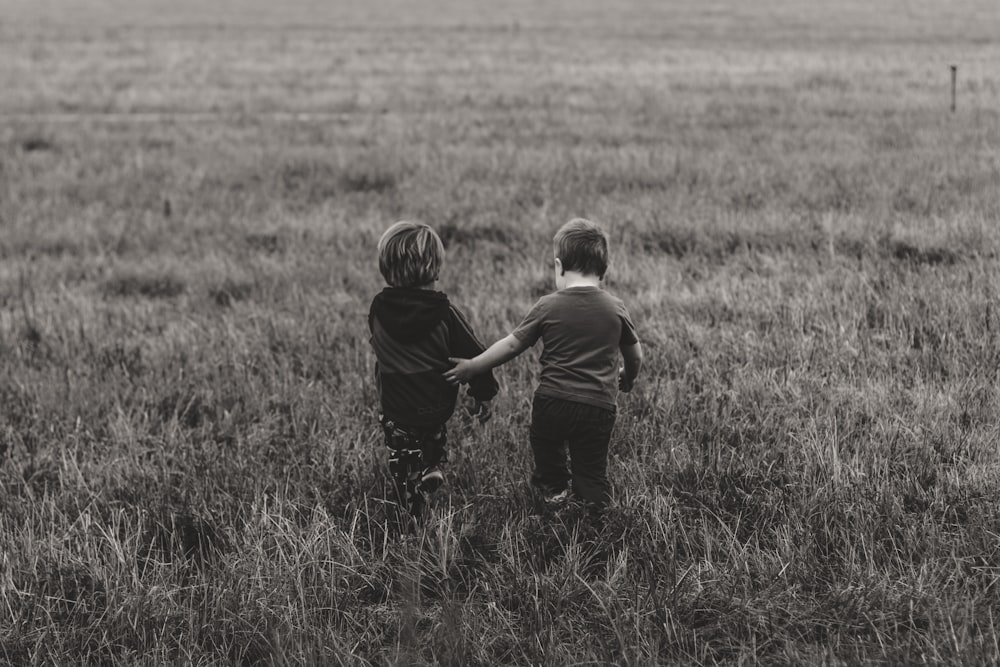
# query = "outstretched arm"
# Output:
<box><xmin>446</xmin><ymin>304</ymin><xmax>500</xmax><ymax>402</ymax></box>
<box><xmin>618</xmin><ymin>341</ymin><xmax>643</xmax><ymax>392</ymax></box>
<box><xmin>444</xmin><ymin>334</ymin><xmax>530</xmax><ymax>385</ymax></box>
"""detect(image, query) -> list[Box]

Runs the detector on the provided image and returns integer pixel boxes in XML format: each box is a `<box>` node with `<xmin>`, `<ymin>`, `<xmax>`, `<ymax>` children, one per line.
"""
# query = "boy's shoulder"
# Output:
<box><xmin>544</xmin><ymin>286</ymin><xmax>626</xmax><ymax>307</ymax></box>
<box><xmin>525</xmin><ymin>288</ymin><xmax>629</xmax><ymax>326</ymax></box>
<box><xmin>370</xmin><ymin>286</ymin><xmax>452</xmax><ymax>310</ymax></box>
<box><xmin>369</xmin><ymin>287</ymin><xmax>454</xmax><ymax>341</ymax></box>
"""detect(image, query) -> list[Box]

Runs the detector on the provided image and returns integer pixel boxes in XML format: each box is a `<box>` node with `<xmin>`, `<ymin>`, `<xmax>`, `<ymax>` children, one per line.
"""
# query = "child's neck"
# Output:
<box><xmin>560</xmin><ymin>271</ymin><xmax>601</xmax><ymax>289</ymax></box>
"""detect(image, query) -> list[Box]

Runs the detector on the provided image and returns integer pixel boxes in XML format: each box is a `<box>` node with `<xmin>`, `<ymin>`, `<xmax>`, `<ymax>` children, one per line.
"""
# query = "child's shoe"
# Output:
<box><xmin>418</xmin><ymin>467</ymin><xmax>444</xmax><ymax>494</ymax></box>
<box><xmin>544</xmin><ymin>488</ymin><xmax>571</xmax><ymax>505</ymax></box>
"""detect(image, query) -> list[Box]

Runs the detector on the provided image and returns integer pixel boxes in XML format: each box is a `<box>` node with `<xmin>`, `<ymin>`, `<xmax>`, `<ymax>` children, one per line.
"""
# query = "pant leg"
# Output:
<box><xmin>529</xmin><ymin>395</ymin><xmax>571</xmax><ymax>494</ymax></box>
<box><xmin>566</xmin><ymin>404</ymin><xmax>616</xmax><ymax>509</ymax></box>
<box><xmin>419</xmin><ymin>424</ymin><xmax>448</xmax><ymax>471</ymax></box>
<box><xmin>382</xmin><ymin>419</ymin><xmax>446</xmax><ymax>515</ymax></box>
<box><xmin>383</xmin><ymin>422</ymin><xmax>420</xmax><ymax>508</ymax></box>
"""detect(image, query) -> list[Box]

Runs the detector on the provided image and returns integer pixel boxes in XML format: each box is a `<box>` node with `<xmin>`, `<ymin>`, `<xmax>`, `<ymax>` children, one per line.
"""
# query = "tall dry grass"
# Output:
<box><xmin>2</xmin><ymin>0</ymin><xmax>1000</xmax><ymax>664</ymax></box>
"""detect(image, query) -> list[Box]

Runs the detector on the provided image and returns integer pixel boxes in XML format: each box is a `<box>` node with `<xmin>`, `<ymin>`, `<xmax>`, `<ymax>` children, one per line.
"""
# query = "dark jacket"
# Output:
<box><xmin>368</xmin><ymin>287</ymin><xmax>499</xmax><ymax>428</ymax></box>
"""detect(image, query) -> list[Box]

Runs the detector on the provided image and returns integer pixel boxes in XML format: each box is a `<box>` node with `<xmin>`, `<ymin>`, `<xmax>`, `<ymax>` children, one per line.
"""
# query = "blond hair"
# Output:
<box><xmin>377</xmin><ymin>221</ymin><xmax>445</xmax><ymax>287</ymax></box>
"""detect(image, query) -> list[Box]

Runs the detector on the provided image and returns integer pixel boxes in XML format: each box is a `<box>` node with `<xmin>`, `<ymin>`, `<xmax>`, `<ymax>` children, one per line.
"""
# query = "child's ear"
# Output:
<box><xmin>554</xmin><ymin>257</ymin><xmax>564</xmax><ymax>276</ymax></box>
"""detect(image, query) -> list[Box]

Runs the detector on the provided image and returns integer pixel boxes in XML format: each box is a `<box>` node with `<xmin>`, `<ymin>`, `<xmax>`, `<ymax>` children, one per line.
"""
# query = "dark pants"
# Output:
<box><xmin>529</xmin><ymin>394</ymin><xmax>616</xmax><ymax>508</ymax></box>
<box><xmin>380</xmin><ymin>416</ymin><xmax>448</xmax><ymax>516</ymax></box>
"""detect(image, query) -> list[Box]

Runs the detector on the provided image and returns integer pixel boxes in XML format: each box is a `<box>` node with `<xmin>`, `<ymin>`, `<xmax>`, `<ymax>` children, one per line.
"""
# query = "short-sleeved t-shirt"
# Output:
<box><xmin>511</xmin><ymin>286</ymin><xmax>639</xmax><ymax>410</ymax></box>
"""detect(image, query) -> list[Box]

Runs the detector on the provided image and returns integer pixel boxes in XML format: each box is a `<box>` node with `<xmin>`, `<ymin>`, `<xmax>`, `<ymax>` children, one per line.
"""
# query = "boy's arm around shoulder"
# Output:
<box><xmin>446</xmin><ymin>304</ymin><xmax>500</xmax><ymax>401</ymax></box>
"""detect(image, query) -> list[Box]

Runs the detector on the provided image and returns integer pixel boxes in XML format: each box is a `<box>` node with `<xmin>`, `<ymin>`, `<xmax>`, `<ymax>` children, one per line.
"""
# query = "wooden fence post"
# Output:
<box><xmin>951</xmin><ymin>65</ymin><xmax>957</xmax><ymax>112</ymax></box>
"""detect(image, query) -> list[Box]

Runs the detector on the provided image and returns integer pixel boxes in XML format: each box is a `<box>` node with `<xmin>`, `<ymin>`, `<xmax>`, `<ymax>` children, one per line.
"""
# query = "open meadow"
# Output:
<box><xmin>2</xmin><ymin>0</ymin><xmax>1000</xmax><ymax>663</ymax></box>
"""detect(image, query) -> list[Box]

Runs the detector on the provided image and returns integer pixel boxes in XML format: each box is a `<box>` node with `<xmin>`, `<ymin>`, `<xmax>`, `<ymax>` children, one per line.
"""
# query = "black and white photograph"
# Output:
<box><xmin>2</xmin><ymin>0</ymin><xmax>999</xmax><ymax>663</ymax></box>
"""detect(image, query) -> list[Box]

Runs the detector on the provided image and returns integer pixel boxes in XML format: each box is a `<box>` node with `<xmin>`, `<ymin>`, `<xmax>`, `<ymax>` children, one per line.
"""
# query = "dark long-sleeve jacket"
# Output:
<box><xmin>368</xmin><ymin>287</ymin><xmax>499</xmax><ymax>428</ymax></box>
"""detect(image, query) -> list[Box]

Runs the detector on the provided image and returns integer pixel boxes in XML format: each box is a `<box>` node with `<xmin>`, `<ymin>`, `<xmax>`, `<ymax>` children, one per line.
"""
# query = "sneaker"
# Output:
<box><xmin>418</xmin><ymin>468</ymin><xmax>444</xmax><ymax>494</ymax></box>
<box><xmin>544</xmin><ymin>489</ymin><xmax>571</xmax><ymax>505</ymax></box>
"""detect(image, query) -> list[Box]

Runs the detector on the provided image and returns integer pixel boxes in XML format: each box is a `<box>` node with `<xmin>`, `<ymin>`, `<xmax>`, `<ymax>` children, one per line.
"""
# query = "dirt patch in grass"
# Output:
<box><xmin>277</xmin><ymin>157</ymin><xmax>399</xmax><ymax>204</ymax></box>
<box><xmin>438</xmin><ymin>222</ymin><xmax>520</xmax><ymax>249</ymax></box>
<box><xmin>102</xmin><ymin>272</ymin><xmax>186</xmax><ymax>299</ymax></box>
<box><xmin>881</xmin><ymin>238</ymin><xmax>959</xmax><ymax>267</ymax></box>
<box><xmin>20</xmin><ymin>135</ymin><xmax>56</xmax><ymax>152</ymax></box>
<box><xmin>139</xmin><ymin>508</ymin><xmax>229</xmax><ymax>565</ymax></box>
<box><xmin>209</xmin><ymin>279</ymin><xmax>255</xmax><ymax>307</ymax></box>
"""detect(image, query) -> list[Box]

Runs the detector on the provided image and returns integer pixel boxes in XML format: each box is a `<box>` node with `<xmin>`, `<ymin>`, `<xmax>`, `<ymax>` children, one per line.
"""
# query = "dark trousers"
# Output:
<box><xmin>529</xmin><ymin>394</ymin><xmax>616</xmax><ymax>508</ymax></box>
<box><xmin>380</xmin><ymin>416</ymin><xmax>448</xmax><ymax>516</ymax></box>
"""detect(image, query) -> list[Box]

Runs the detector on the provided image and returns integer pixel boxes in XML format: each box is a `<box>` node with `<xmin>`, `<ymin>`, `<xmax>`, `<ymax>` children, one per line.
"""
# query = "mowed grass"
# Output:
<box><xmin>2</xmin><ymin>0</ymin><xmax>1000</xmax><ymax>664</ymax></box>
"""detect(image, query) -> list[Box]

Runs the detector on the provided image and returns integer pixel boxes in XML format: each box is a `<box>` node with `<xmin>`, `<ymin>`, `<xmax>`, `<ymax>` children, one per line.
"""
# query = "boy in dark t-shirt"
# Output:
<box><xmin>369</xmin><ymin>221</ymin><xmax>498</xmax><ymax>517</ymax></box>
<box><xmin>445</xmin><ymin>218</ymin><xmax>642</xmax><ymax>510</ymax></box>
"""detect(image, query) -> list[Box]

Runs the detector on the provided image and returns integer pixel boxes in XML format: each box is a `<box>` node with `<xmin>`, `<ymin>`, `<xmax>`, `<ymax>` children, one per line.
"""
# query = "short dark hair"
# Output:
<box><xmin>554</xmin><ymin>218</ymin><xmax>609</xmax><ymax>279</ymax></box>
<box><xmin>378</xmin><ymin>221</ymin><xmax>445</xmax><ymax>287</ymax></box>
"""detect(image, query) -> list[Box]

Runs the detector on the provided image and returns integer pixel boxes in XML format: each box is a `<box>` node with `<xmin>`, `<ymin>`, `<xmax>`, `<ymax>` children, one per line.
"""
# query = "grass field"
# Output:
<box><xmin>3</xmin><ymin>0</ymin><xmax>1000</xmax><ymax>664</ymax></box>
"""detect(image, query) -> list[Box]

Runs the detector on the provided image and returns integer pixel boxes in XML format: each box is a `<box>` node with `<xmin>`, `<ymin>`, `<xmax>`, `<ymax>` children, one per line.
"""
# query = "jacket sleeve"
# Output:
<box><xmin>447</xmin><ymin>305</ymin><xmax>500</xmax><ymax>402</ymax></box>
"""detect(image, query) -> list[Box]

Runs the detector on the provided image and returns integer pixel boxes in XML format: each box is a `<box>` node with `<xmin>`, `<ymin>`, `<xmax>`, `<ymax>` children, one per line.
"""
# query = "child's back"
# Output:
<box><xmin>368</xmin><ymin>221</ymin><xmax>497</xmax><ymax>517</ymax></box>
<box><xmin>370</xmin><ymin>286</ymin><xmax>497</xmax><ymax>427</ymax></box>
<box><xmin>444</xmin><ymin>218</ymin><xmax>642</xmax><ymax>512</ymax></box>
<box><xmin>512</xmin><ymin>285</ymin><xmax>635</xmax><ymax>411</ymax></box>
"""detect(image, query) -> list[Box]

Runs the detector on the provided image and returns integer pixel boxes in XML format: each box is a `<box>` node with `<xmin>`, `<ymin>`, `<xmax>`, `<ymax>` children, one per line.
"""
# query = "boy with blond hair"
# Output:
<box><xmin>369</xmin><ymin>220</ymin><xmax>497</xmax><ymax>517</ymax></box>
<box><xmin>445</xmin><ymin>218</ymin><xmax>642</xmax><ymax>511</ymax></box>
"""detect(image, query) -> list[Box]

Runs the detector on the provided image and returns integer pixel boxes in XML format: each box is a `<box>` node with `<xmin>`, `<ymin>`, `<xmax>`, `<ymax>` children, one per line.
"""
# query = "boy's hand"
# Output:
<box><xmin>444</xmin><ymin>357</ymin><xmax>476</xmax><ymax>385</ymax></box>
<box><xmin>618</xmin><ymin>366</ymin><xmax>634</xmax><ymax>393</ymax></box>
<box><xmin>463</xmin><ymin>397</ymin><xmax>492</xmax><ymax>424</ymax></box>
